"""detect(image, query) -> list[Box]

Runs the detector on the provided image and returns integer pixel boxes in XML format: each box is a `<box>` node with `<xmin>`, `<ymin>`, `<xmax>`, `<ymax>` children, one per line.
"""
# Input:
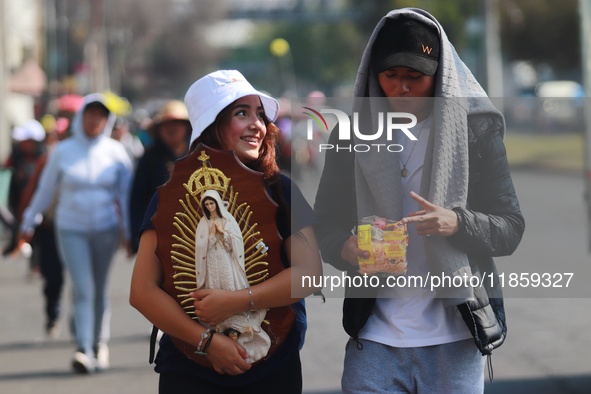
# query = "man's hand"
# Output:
<box><xmin>340</xmin><ymin>235</ymin><xmax>370</xmax><ymax>266</ymax></box>
<box><xmin>402</xmin><ymin>191</ymin><xmax>459</xmax><ymax>237</ymax></box>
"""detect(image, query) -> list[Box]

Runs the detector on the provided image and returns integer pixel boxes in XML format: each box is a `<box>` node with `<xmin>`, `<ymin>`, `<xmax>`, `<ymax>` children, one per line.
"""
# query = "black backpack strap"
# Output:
<box><xmin>149</xmin><ymin>325</ymin><xmax>159</xmax><ymax>364</ymax></box>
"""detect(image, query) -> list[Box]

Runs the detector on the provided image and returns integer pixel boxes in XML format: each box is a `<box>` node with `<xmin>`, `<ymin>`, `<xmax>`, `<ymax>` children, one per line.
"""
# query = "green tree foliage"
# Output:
<box><xmin>55</xmin><ymin>0</ymin><xmax>223</xmax><ymax>100</ymax></box>
<box><xmin>241</xmin><ymin>0</ymin><xmax>482</xmax><ymax>94</ymax></box>
<box><xmin>118</xmin><ymin>0</ymin><xmax>225</xmax><ymax>99</ymax></box>
<box><xmin>500</xmin><ymin>0</ymin><xmax>579</xmax><ymax>76</ymax></box>
<box><xmin>270</xmin><ymin>21</ymin><xmax>365</xmax><ymax>93</ymax></box>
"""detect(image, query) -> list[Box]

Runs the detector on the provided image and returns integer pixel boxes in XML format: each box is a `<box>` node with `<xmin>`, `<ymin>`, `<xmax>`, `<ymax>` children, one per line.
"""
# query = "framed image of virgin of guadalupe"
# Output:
<box><xmin>151</xmin><ymin>143</ymin><xmax>295</xmax><ymax>367</ymax></box>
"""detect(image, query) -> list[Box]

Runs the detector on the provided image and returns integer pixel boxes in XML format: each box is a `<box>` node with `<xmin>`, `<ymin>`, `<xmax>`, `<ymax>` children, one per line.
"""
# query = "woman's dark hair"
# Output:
<box><xmin>201</xmin><ymin>196</ymin><xmax>223</xmax><ymax>220</ymax></box>
<box><xmin>190</xmin><ymin>98</ymin><xmax>290</xmax><ymax>229</ymax></box>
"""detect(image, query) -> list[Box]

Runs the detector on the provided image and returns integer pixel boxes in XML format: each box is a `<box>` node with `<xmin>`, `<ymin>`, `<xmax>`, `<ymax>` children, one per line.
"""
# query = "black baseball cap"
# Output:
<box><xmin>372</xmin><ymin>18</ymin><xmax>439</xmax><ymax>76</ymax></box>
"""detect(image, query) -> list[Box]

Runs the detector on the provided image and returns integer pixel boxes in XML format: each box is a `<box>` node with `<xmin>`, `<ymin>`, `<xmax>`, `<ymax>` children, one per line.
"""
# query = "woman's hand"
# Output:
<box><xmin>402</xmin><ymin>192</ymin><xmax>459</xmax><ymax>237</ymax></box>
<box><xmin>340</xmin><ymin>235</ymin><xmax>369</xmax><ymax>266</ymax></box>
<box><xmin>17</xmin><ymin>232</ymin><xmax>33</xmax><ymax>245</ymax></box>
<box><xmin>191</xmin><ymin>289</ymin><xmax>247</xmax><ymax>326</ymax></box>
<box><xmin>214</xmin><ymin>221</ymin><xmax>224</xmax><ymax>235</ymax></box>
<box><xmin>205</xmin><ymin>334</ymin><xmax>251</xmax><ymax>375</ymax></box>
<box><xmin>10</xmin><ymin>233</ymin><xmax>33</xmax><ymax>257</ymax></box>
<box><xmin>211</xmin><ymin>221</ymin><xmax>224</xmax><ymax>236</ymax></box>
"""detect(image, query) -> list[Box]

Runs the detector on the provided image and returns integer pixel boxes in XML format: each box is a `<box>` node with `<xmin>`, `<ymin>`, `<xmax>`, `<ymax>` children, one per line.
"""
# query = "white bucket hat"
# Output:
<box><xmin>12</xmin><ymin>120</ymin><xmax>46</xmax><ymax>142</ymax></box>
<box><xmin>184</xmin><ymin>70</ymin><xmax>279</xmax><ymax>145</ymax></box>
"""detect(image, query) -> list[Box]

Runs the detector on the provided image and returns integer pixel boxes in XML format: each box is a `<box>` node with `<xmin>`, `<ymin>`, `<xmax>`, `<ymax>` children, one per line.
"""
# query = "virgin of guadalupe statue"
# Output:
<box><xmin>194</xmin><ymin>189</ymin><xmax>271</xmax><ymax>363</ymax></box>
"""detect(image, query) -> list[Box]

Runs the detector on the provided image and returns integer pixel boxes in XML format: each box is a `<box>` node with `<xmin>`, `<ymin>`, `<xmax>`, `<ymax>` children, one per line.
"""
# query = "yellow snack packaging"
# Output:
<box><xmin>357</xmin><ymin>216</ymin><xmax>408</xmax><ymax>275</ymax></box>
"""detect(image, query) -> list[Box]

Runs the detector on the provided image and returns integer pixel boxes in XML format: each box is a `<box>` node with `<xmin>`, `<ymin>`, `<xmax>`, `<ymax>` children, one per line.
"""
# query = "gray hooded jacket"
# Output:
<box><xmin>314</xmin><ymin>8</ymin><xmax>524</xmax><ymax>355</ymax></box>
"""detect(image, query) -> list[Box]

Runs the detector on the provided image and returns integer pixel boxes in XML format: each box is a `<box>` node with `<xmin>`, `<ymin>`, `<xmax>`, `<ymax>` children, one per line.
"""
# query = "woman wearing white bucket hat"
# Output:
<box><xmin>131</xmin><ymin>70</ymin><xmax>322</xmax><ymax>393</ymax></box>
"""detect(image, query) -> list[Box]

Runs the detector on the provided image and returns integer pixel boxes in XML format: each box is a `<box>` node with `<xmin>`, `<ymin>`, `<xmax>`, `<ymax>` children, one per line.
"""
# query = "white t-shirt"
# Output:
<box><xmin>358</xmin><ymin>114</ymin><xmax>472</xmax><ymax>348</ymax></box>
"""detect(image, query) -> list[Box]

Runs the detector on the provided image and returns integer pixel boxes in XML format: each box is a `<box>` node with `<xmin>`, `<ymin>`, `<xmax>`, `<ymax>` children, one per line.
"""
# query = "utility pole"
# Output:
<box><xmin>89</xmin><ymin>0</ymin><xmax>109</xmax><ymax>92</ymax></box>
<box><xmin>0</xmin><ymin>0</ymin><xmax>9</xmax><ymax>162</ymax></box>
<box><xmin>579</xmin><ymin>0</ymin><xmax>591</xmax><ymax>251</ymax></box>
<box><xmin>484</xmin><ymin>0</ymin><xmax>503</xmax><ymax>98</ymax></box>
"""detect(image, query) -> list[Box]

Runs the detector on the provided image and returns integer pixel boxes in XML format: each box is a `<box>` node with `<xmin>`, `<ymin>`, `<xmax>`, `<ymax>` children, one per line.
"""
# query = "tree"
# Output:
<box><xmin>500</xmin><ymin>0</ymin><xmax>579</xmax><ymax>78</ymax></box>
<box><xmin>53</xmin><ymin>0</ymin><xmax>225</xmax><ymax>100</ymax></box>
<box><xmin>109</xmin><ymin>0</ymin><xmax>226</xmax><ymax>99</ymax></box>
<box><xmin>235</xmin><ymin>0</ymin><xmax>482</xmax><ymax>95</ymax></box>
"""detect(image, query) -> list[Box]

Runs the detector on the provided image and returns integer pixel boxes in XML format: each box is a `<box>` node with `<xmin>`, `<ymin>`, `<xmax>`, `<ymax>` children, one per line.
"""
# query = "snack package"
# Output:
<box><xmin>357</xmin><ymin>216</ymin><xmax>408</xmax><ymax>275</ymax></box>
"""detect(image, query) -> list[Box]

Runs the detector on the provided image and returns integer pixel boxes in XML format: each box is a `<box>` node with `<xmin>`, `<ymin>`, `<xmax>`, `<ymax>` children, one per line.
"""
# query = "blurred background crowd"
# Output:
<box><xmin>2</xmin><ymin>0</ymin><xmax>589</xmax><ymax>219</ymax></box>
<box><xmin>0</xmin><ymin>0</ymin><xmax>587</xmax><ymax>144</ymax></box>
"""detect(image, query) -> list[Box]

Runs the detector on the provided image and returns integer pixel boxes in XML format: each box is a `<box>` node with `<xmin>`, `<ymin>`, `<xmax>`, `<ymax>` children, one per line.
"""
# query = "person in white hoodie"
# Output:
<box><xmin>20</xmin><ymin>93</ymin><xmax>133</xmax><ymax>374</ymax></box>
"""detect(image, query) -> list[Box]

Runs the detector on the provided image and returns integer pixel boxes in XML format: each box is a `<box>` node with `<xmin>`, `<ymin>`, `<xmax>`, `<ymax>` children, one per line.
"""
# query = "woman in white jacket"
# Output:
<box><xmin>20</xmin><ymin>93</ymin><xmax>133</xmax><ymax>374</ymax></box>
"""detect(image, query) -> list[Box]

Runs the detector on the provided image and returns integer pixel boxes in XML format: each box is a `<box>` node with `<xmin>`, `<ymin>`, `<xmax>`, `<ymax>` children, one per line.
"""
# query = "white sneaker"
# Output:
<box><xmin>95</xmin><ymin>344</ymin><xmax>110</xmax><ymax>371</ymax></box>
<box><xmin>72</xmin><ymin>350</ymin><xmax>95</xmax><ymax>374</ymax></box>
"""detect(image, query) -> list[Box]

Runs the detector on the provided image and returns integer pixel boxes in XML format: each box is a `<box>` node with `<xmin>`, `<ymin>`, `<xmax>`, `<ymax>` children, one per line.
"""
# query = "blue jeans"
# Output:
<box><xmin>56</xmin><ymin>227</ymin><xmax>119</xmax><ymax>355</ymax></box>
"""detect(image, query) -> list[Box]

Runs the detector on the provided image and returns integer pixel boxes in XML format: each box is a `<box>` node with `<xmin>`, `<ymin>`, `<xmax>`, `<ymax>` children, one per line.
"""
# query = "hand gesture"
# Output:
<box><xmin>205</xmin><ymin>334</ymin><xmax>251</xmax><ymax>375</ymax></box>
<box><xmin>214</xmin><ymin>221</ymin><xmax>224</xmax><ymax>235</ymax></box>
<box><xmin>191</xmin><ymin>288</ymin><xmax>242</xmax><ymax>326</ymax></box>
<box><xmin>402</xmin><ymin>192</ymin><xmax>459</xmax><ymax>237</ymax></box>
<box><xmin>340</xmin><ymin>235</ymin><xmax>370</xmax><ymax>266</ymax></box>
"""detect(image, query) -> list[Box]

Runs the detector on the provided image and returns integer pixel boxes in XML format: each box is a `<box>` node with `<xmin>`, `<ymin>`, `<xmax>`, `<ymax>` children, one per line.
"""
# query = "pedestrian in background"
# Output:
<box><xmin>2</xmin><ymin>120</ymin><xmax>46</xmax><ymax>261</ymax></box>
<box><xmin>19</xmin><ymin>93</ymin><xmax>133</xmax><ymax>374</ymax></box>
<box><xmin>129</xmin><ymin>100</ymin><xmax>191</xmax><ymax>254</ymax></box>
<box><xmin>111</xmin><ymin>116</ymin><xmax>145</xmax><ymax>168</ymax></box>
<box><xmin>17</xmin><ymin>116</ymin><xmax>69</xmax><ymax>339</ymax></box>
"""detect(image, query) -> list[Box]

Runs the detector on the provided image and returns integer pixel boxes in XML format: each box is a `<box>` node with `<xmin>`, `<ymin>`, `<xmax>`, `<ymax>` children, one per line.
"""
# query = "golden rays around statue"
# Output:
<box><xmin>170</xmin><ymin>150</ymin><xmax>270</xmax><ymax>320</ymax></box>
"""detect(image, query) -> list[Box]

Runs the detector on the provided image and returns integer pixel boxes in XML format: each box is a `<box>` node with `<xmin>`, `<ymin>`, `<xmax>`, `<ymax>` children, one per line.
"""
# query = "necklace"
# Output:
<box><xmin>400</xmin><ymin>116</ymin><xmax>430</xmax><ymax>177</ymax></box>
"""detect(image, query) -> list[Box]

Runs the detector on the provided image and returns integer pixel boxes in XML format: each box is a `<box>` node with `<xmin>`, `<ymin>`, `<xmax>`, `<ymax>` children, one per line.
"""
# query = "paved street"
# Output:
<box><xmin>1</xmin><ymin>170</ymin><xmax>590</xmax><ymax>393</ymax></box>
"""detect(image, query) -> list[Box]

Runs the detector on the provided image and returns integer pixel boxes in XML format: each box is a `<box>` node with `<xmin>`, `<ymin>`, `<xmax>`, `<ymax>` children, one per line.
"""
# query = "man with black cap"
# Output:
<box><xmin>315</xmin><ymin>8</ymin><xmax>524</xmax><ymax>393</ymax></box>
<box><xmin>371</xmin><ymin>17</ymin><xmax>439</xmax><ymax>124</ymax></box>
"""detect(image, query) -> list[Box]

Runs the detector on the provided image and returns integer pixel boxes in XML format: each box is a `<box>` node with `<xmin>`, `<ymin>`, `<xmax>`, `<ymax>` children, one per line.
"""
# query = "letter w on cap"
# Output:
<box><xmin>421</xmin><ymin>45</ymin><xmax>432</xmax><ymax>54</ymax></box>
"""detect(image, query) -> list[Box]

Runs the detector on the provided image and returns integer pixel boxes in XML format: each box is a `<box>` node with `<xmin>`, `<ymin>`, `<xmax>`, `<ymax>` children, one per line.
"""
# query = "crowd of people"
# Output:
<box><xmin>0</xmin><ymin>92</ymin><xmax>203</xmax><ymax>373</ymax></box>
<box><xmin>0</xmin><ymin>7</ymin><xmax>524</xmax><ymax>394</ymax></box>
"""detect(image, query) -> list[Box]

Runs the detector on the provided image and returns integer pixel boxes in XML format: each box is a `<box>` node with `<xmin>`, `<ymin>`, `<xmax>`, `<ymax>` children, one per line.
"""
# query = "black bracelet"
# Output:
<box><xmin>202</xmin><ymin>329</ymin><xmax>216</xmax><ymax>353</ymax></box>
